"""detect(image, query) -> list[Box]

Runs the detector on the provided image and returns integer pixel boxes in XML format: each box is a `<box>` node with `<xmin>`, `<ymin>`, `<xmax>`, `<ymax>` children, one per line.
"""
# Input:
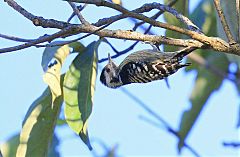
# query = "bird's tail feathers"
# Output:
<box><xmin>174</xmin><ymin>47</ymin><xmax>197</xmax><ymax>60</ymax></box>
<box><xmin>179</xmin><ymin>62</ymin><xmax>191</xmax><ymax>68</ymax></box>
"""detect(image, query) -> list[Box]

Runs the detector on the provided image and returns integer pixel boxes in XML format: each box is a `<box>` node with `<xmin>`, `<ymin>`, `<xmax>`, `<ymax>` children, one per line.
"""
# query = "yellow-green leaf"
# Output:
<box><xmin>111</xmin><ymin>0</ymin><xmax>122</xmax><ymax>5</ymax></box>
<box><xmin>16</xmin><ymin>81</ymin><xmax>63</xmax><ymax>157</ymax></box>
<box><xmin>42</xmin><ymin>43</ymin><xmax>70</xmax><ymax>107</ymax></box>
<box><xmin>63</xmin><ymin>41</ymin><xmax>100</xmax><ymax>150</ymax></box>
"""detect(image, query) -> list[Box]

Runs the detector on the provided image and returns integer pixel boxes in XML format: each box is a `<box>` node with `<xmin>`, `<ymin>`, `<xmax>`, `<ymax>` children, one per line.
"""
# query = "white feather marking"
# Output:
<box><xmin>162</xmin><ymin>65</ymin><xmax>169</xmax><ymax>73</ymax></box>
<box><xmin>143</xmin><ymin>64</ymin><xmax>148</xmax><ymax>71</ymax></box>
<box><xmin>137</xmin><ymin>66</ymin><xmax>142</xmax><ymax>72</ymax></box>
<box><xmin>152</xmin><ymin>64</ymin><xmax>159</xmax><ymax>72</ymax></box>
<box><xmin>132</xmin><ymin>64</ymin><xmax>136</xmax><ymax>69</ymax></box>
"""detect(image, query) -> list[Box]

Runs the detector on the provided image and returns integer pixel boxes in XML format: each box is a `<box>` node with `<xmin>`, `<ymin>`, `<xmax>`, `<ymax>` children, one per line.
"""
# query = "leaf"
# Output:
<box><xmin>1</xmin><ymin>133</ymin><xmax>60</xmax><ymax>157</ymax></box>
<box><xmin>16</xmin><ymin>78</ymin><xmax>63</xmax><ymax>157</ymax></box>
<box><xmin>47</xmin><ymin>134</ymin><xmax>60</xmax><ymax>157</ymax></box>
<box><xmin>111</xmin><ymin>0</ymin><xmax>122</xmax><ymax>5</ymax></box>
<box><xmin>56</xmin><ymin>118</ymin><xmax>67</xmax><ymax>126</ymax></box>
<box><xmin>164</xmin><ymin>0</ymin><xmax>189</xmax><ymax>52</ymax></box>
<box><xmin>69</xmin><ymin>41</ymin><xmax>86</xmax><ymax>53</ymax></box>
<box><xmin>1</xmin><ymin>134</ymin><xmax>19</xmax><ymax>157</ymax></box>
<box><xmin>63</xmin><ymin>41</ymin><xmax>100</xmax><ymax>150</ymax></box>
<box><xmin>42</xmin><ymin>42</ymin><xmax>71</xmax><ymax>107</ymax></box>
<box><xmin>178</xmin><ymin>0</ymin><xmax>230</xmax><ymax>151</ymax></box>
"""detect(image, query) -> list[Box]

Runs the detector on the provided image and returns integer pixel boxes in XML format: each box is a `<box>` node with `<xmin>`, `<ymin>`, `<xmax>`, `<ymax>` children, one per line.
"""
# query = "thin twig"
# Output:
<box><xmin>132</xmin><ymin>0</ymin><xmax>178</xmax><ymax>31</ymax></box>
<box><xmin>139</xmin><ymin>115</ymin><xmax>165</xmax><ymax>130</ymax></box>
<box><xmin>213</xmin><ymin>0</ymin><xmax>235</xmax><ymax>43</ymax></box>
<box><xmin>0</xmin><ymin>26</ymin><xmax>75</xmax><ymax>53</ymax></box>
<box><xmin>68</xmin><ymin>2</ymin><xmax>89</xmax><ymax>24</ymax></box>
<box><xmin>98</xmin><ymin>0</ymin><xmax>183</xmax><ymax>63</ymax></box>
<box><xmin>98</xmin><ymin>20</ymin><xmax>154</xmax><ymax>63</ymax></box>
<box><xmin>0</xmin><ymin>33</ymin><xmax>34</xmax><ymax>42</ymax></box>
<box><xmin>223</xmin><ymin>141</ymin><xmax>240</xmax><ymax>148</ymax></box>
<box><xmin>236</xmin><ymin>0</ymin><xmax>240</xmax><ymax>42</ymax></box>
<box><xmin>187</xmin><ymin>53</ymin><xmax>240</xmax><ymax>85</ymax></box>
<box><xmin>120</xmin><ymin>87</ymin><xmax>201</xmax><ymax>157</ymax></box>
<box><xmin>5</xmin><ymin>0</ymin><xmax>71</xmax><ymax>29</ymax></box>
<box><xmin>67</xmin><ymin>4</ymin><xmax>87</xmax><ymax>22</ymax></box>
<box><xmin>71</xmin><ymin>0</ymin><xmax>201</xmax><ymax>33</ymax></box>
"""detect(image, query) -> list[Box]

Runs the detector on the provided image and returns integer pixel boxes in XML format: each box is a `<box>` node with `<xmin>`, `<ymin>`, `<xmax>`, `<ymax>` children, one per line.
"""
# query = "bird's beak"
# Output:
<box><xmin>108</xmin><ymin>53</ymin><xmax>112</xmax><ymax>63</ymax></box>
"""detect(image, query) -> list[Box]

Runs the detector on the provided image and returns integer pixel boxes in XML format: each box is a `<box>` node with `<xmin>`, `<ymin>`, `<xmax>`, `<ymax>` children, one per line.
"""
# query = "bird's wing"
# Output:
<box><xmin>117</xmin><ymin>50</ymin><xmax>177</xmax><ymax>84</ymax></box>
<box><xmin>118</xmin><ymin>49</ymin><xmax>178</xmax><ymax>69</ymax></box>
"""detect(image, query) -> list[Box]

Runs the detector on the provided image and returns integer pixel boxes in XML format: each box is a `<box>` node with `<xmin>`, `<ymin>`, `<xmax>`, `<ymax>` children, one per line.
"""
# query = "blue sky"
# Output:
<box><xmin>0</xmin><ymin>0</ymin><xmax>239</xmax><ymax>156</ymax></box>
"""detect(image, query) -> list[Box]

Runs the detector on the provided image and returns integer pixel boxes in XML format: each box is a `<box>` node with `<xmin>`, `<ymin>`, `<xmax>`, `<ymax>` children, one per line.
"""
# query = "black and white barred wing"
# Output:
<box><xmin>117</xmin><ymin>50</ymin><xmax>185</xmax><ymax>85</ymax></box>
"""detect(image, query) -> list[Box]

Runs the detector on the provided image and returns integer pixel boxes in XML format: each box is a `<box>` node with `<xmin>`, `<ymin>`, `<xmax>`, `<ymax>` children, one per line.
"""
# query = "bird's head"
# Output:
<box><xmin>100</xmin><ymin>54</ymin><xmax>123</xmax><ymax>88</ymax></box>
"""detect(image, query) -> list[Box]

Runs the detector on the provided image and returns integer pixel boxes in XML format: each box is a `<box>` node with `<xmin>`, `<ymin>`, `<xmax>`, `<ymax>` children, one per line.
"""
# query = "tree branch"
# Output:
<box><xmin>68</xmin><ymin>2</ymin><xmax>89</xmax><ymax>24</ymax></box>
<box><xmin>213</xmin><ymin>0</ymin><xmax>235</xmax><ymax>43</ymax></box>
<box><xmin>223</xmin><ymin>141</ymin><xmax>240</xmax><ymax>148</ymax></box>
<box><xmin>236</xmin><ymin>0</ymin><xmax>240</xmax><ymax>42</ymax></box>
<box><xmin>0</xmin><ymin>33</ymin><xmax>34</xmax><ymax>42</ymax></box>
<box><xmin>67</xmin><ymin>4</ymin><xmax>87</xmax><ymax>22</ymax></box>
<box><xmin>69</xmin><ymin>0</ymin><xmax>201</xmax><ymax>33</ymax></box>
<box><xmin>132</xmin><ymin>0</ymin><xmax>178</xmax><ymax>31</ymax></box>
<box><xmin>2</xmin><ymin>0</ymin><xmax>240</xmax><ymax>56</ymax></box>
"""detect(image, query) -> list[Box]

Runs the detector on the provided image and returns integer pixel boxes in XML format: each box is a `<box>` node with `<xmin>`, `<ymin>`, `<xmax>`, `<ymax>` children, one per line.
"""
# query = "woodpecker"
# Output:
<box><xmin>100</xmin><ymin>47</ymin><xmax>196</xmax><ymax>88</ymax></box>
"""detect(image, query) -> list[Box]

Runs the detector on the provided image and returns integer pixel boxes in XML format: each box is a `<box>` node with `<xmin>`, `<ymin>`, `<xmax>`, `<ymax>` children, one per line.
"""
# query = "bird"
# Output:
<box><xmin>100</xmin><ymin>47</ymin><xmax>196</xmax><ymax>88</ymax></box>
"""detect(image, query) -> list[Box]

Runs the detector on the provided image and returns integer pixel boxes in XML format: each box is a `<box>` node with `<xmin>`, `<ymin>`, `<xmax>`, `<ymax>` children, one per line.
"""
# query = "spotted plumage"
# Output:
<box><xmin>100</xmin><ymin>47</ymin><xmax>196</xmax><ymax>88</ymax></box>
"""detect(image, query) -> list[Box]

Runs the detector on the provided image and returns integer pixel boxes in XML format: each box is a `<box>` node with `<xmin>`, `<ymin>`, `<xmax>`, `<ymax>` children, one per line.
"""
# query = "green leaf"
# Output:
<box><xmin>1</xmin><ymin>133</ymin><xmax>59</xmax><ymax>157</ymax></box>
<box><xmin>69</xmin><ymin>42</ymin><xmax>86</xmax><ymax>53</ymax></box>
<box><xmin>47</xmin><ymin>134</ymin><xmax>60</xmax><ymax>157</ymax></box>
<box><xmin>56</xmin><ymin>118</ymin><xmax>67</xmax><ymax>126</ymax></box>
<box><xmin>63</xmin><ymin>41</ymin><xmax>100</xmax><ymax>150</ymax></box>
<box><xmin>16</xmin><ymin>79</ymin><xmax>63</xmax><ymax>157</ymax></box>
<box><xmin>164</xmin><ymin>0</ymin><xmax>189</xmax><ymax>52</ymax></box>
<box><xmin>178</xmin><ymin>0</ymin><xmax>230</xmax><ymax>151</ymax></box>
<box><xmin>1</xmin><ymin>134</ymin><xmax>19</xmax><ymax>157</ymax></box>
<box><xmin>42</xmin><ymin>43</ymin><xmax>71</xmax><ymax>107</ymax></box>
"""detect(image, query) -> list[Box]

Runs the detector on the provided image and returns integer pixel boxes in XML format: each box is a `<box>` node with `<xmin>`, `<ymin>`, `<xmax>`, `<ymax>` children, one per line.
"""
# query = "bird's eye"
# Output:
<box><xmin>106</xmin><ymin>68</ymin><xmax>110</xmax><ymax>73</ymax></box>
